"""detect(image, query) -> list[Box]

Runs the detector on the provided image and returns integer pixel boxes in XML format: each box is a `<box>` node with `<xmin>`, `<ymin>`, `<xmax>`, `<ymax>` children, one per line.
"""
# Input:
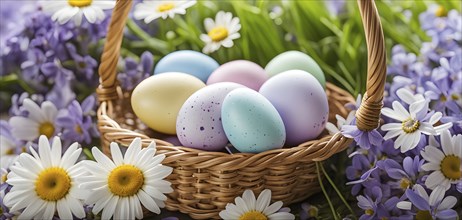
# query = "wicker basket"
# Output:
<box><xmin>95</xmin><ymin>0</ymin><xmax>386</xmax><ymax>219</ymax></box>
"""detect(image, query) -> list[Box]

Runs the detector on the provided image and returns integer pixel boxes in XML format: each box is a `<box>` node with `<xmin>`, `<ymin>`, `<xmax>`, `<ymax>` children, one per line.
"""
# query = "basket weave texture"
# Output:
<box><xmin>95</xmin><ymin>0</ymin><xmax>387</xmax><ymax>219</ymax></box>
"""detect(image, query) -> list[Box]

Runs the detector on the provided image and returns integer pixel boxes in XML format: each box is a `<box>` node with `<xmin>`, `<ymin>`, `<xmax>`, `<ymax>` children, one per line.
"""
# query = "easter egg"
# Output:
<box><xmin>222</xmin><ymin>88</ymin><xmax>286</xmax><ymax>153</ymax></box>
<box><xmin>154</xmin><ymin>50</ymin><xmax>219</xmax><ymax>82</ymax></box>
<box><xmin>259</xmin><ymin>70</ymin><xmax>329</xmax><ymax>146</ymax></box>
<box><xmin>131</xmin><ymin>72</ymin><xmax>206</xmax><ymax>134</ymax></box>
<box><xmin>207</xmin><ymin>60</ymin><xmax>268</xmax><ymax>91</ymax></box>
<box><xmin>176</xmin><ymin>82</ymin><xmax>245</xmax><ymax>151</ymax></box>
<box><xmin>265</xmin><ymin>51</ymin><xmax>326</xmax><ymax>87</ymax></box>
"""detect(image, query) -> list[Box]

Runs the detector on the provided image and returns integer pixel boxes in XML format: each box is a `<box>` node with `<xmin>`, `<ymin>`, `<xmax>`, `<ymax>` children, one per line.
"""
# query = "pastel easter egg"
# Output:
<box><xmin>207</xmin><ymin>60</ymin><xmax>268</xmax><ymax>91</ymax></box>
<box><xmin>154</xmin><ymin>50</ymin><xmax>220</xmax><ymax>82</ymax></box>
<box><xmin>265</xmin><ymin>51</ymin><xmax>326</xmax><ymax>87</ymax></box>
<box><xmin>259</xmin><ymin>70</ymin><xmax>329</xmax><ymax>146</ymax></box>
<box><xmin>176</xmin><ymin>82</ymin><xmax>245</xmax><ymax>151</ymax></box>
<box><xmin>131</xmin><ymin>72</ymin><xmax>206</xmax><ymax>134</ymax></box>
<box><xmin>221</xmin><ymin>88</ymin><xmax>286</xmax><ymax>153</ymax></box>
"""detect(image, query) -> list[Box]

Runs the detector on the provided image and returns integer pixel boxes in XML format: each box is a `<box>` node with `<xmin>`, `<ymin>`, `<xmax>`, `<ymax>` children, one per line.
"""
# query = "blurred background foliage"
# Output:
<box><xmin>122</xmin><ymin>0</ymin><xmax>461</xmax><ymax>97</ymax></box>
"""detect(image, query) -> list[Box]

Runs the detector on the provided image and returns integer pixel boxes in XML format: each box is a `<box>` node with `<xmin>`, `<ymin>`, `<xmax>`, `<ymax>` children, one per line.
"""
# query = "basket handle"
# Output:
<box><xmin>96</xmin><ymin>0</ymin><xmax>386</xmax><ymax>131</ymax></box>
<box><xmin>355</xmin><ymin>0</ymin><xmax>387</xmax><ymax>131</ymax></box>
<box><xmin>97</xmin><ymin>0</ymin><xmax>133</xmax><ymax>101</ymax></box>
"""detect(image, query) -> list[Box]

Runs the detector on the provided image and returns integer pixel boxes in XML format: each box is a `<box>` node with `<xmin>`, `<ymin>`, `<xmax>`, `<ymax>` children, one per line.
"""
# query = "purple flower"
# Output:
<box><xmin>387</xmin><ymin>48</ymin><xmax>417</xmax><ymax>77</ymax></box>
<box><xmin>382</xmin><ymin>156</ymin><xmax>424</xmax><ymax>191</ymax></box>
<box><xmin>357</xmin><ymin>186</ymin><xmax>383</xmax><ymax>220</ymax></box>
<box><xmin>341</xmin><ymin>123</ymin><xmax>383</xmax><ymax>150</ymax></box>
<box><xmin>66</xmin><ymin>43</ymin><xmax>98</xmax><ymax>81</ymax></box>
<box><xmin>299</xmin><ymin>203</ymin><xmax>318</xmax><ymax>220</ymax></box>
<box><xmin>9</xmin><ymin>92</ymin><xmax>44</xmax><ymax>117</ymax></box>
<box><xmin>45</xmin><ymin>77</ymin><xmax>76</xmax><ymax>109</ymax></box>
<box><xmin>397</xmin><ymin>184</ymin><xmax>458</xmax><ymax>219</ymax></box>
<box><xmin>40</xmin><ymin>59</ymin><xmax>74</xmax><ymax>85</ymax></box>
<box><xmin>325</xmin><ymin>0</ymin><xmax>346</xmax><ymax>16</ymax></box>
<box><xmin>56</xmin><ymin>96</ymin><xmax>98</xmax><ymax>144</ymax></box>
<box><xmin>117</xmin><ymin>51</ymin><xmax>154</xmax><ymax>90</ymax></box>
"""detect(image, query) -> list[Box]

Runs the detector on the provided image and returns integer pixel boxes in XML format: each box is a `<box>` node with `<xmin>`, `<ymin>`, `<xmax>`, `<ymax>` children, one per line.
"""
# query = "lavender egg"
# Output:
<box><xmin>176</xmin><ymin>82</ymin><xmax>244</xmax><ymax>151</ymax></box>
<box><xmin>259</xmin><ymin>70</ymin><xmax>329</xmax><ymax>146</ymax></box>
<box><xmin>207</xmin><ymin>60</ymin><xmax>268</xmax><ymax>91</ymax></box>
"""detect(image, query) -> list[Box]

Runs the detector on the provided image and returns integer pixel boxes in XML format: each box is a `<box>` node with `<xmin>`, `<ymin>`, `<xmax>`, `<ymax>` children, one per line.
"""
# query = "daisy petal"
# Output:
<box><xmin>256</xmin><ymin>189</ymin><xmax>271</xmax><ymax>212</ymax></box>
<box><xmin>263</xmin><ymin>201</ymin><xmax>283</xmax><ymax>216</ymax></box>
<box><xmin>92</xmin><ymin>147</ymin><xmax>116</xmax><ymax>171</ymax></box>
<box><xmin>437</xmin><ymin>196</ymin><xmax>457</xmax><ymax>210</ymax></box>
<box><xmin>101</xmin><ymin>196</ymin><xmax>119</xmax><ymax>220</ymax></box>
<box><xmin>110</xmin><ymin>142</ymin><xmax>124</xmax><ymax>166</ymax></box>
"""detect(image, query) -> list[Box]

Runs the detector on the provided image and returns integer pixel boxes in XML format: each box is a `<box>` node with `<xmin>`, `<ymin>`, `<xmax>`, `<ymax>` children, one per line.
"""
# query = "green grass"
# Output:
<box><xmin>125</xmin><ymin>0</ymin><xmax>460</xmax><ymax>97</ymax></box>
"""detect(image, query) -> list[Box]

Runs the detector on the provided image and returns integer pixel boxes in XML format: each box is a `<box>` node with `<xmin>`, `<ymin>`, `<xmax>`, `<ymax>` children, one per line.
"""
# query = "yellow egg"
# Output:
<box><xmin>131</xmin><ymin>72</ymin><xmax>206</xmax><ymax>134</ymax></box>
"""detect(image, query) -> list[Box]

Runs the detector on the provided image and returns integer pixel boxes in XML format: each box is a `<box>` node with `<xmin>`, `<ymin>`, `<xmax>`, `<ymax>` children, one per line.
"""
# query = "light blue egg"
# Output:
<box><xmin>221</xmin><ymin>88</ymin><xmax>286</xmax><ymax>153</ymax></box>
<box><xmin>154</xmin><ymin>50</ymin><xmax>219</xmax><ymax>82</ymax></box>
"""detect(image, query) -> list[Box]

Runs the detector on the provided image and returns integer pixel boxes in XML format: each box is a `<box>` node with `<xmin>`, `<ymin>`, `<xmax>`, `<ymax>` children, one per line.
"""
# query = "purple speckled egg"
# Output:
<box><xmin>176</xmin><ymin>82</ymin><xmax>245</xmax><ymax>151</ymax></box>
<box><xmin>259</xmin><ymin>70</ymin><xmax>329</xmax><ymax>146</ymax></box>
<box><xmin>207</xmin><ymin>60</ymin><xmax>268</xmax><ymax>91</ymax></box>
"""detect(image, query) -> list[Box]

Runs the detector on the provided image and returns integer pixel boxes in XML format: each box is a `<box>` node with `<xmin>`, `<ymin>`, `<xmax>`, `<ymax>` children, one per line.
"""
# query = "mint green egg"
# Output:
<box><xmin>265</xmin><ymin>51</ymin><xmax>326</xmax><ymax>88</ymax></box>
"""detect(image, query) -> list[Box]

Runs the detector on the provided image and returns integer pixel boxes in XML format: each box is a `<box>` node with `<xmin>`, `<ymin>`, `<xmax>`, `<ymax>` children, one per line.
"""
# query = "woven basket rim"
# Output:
<box><xmin>97</xmin><ymin>82</ymin><xmax>354</xmax><ymax>160</ymax></box>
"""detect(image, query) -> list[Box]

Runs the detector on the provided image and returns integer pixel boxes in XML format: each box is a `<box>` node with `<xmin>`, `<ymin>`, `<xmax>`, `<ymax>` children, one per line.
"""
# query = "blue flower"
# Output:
<box><xmin>117</xmin><ymin>51</ymin><xmax>154</xmax><ymax>90</ymax></box>
<box><xmin>397</xmin><ymin>184</ymin><xmax>458</xmax><ymax>219</ymax></box>
<box><xmin>382</xmin><ymin>156</ymin><xmax>424</xmax><ymax>191</ymax></box>
<box><xmin>56</xmin><ymin>96</ymin><xmax>98</xmax><ymax>144</ymax></box>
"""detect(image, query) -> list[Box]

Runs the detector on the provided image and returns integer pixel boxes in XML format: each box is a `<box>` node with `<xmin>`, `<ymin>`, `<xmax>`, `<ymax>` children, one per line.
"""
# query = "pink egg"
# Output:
<box><xmin>207</xmin><ymin>60</ymin><xmax>268</xmax><ymax>91</ymax></box>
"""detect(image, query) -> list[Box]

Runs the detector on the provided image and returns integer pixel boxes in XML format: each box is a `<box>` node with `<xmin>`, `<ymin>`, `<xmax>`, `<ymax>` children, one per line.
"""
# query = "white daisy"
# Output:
<box><xmin>0</xmin><ymin>136</ymin><xmax>19</xmax><ymax>169</ymax></box>
<box><xmin>380</xmin><ymin>99</ymin><xmax>452</xmax><ymax>153</ymax></box>
<box><xmin>3</xmin><ymin>135</ymin><xmax>86</xmax><ymax>220</ymax></box>
<box><xmin>79</xmin><ymin>138</ymin><xmax>173</xmax><ymax>220</ymax></box>
<box><xmin>395</xmin><ymin>88</ymin><xmax>425</xmax><ymax>105</ymax></box>
<box><xmin>326</xmin><ymin>112</ymin><xmax>355</xmax><ymax>135</ymax></box>
<box><xmin>219</xmin><ymin>189</ymin><xmax>295</xmax><ymax>220</ymax></box>
<box><xmin>133</xmin><ymin>0</ymin><xmax>196</xmax><ymax>23</ymax></box>
<box><xmin>200</xmin><ymin>11</ymin><xmax>241</xmax><ymax>54</ymax></box>
<box><xmin>421</xmin><ymin>130</ymin><xmax>461</xmax><ymax>192</ymax></box>
<box><xmin>41</xmin><ymin>0</ymin><xmax>115</xmax><ymax>25</ymax></box>
<box><xmin>9</xmin><ymin>99</ymin><xmax>59</xmax><ymax>141</ymax></box>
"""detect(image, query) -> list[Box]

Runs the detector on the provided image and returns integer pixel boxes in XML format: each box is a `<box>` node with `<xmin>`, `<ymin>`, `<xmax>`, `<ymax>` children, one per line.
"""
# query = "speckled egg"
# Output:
<box><xmin>176</xmin><ymin>82</ymin><xmax>245</xmax><ymax>151</ymax></box>
<box><xmin>131</xmin><ymin>72</ymin><xmax>206</xmax><ymax>134</ymax></box>
<box><xmin>221</xmin><ymin>88</ymin><xmax>286</xmax><ymax>153</ymax></box>
<box><xmin>207</xmin><ymin>60</ymin><xmax>268</xmax><ymax>91</ymax></box>
<box><xmin>154</xmin><ymin>50</ymin><xmax>220</xmax><ymax>82</ymax></box>
<box><xmin>265</xmin><ymin>51</ymin><xmax>326</xmax><ymax>87</ymax></box>
<box><xmin>259</xmin><ymin>70</ymin><xmax>329</xmax><ymax>146</ymax></box>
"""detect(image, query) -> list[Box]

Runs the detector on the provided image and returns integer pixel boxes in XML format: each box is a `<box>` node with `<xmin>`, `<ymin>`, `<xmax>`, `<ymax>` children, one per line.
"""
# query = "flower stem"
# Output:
<box><xmin>320</xmin><ymin>162</ymin><xmax>357</xmax><ymax>219</ymax></box>
<box><xmin>316</xmin><ymin>161</ymin><xmax>339</xmax><ymax>220</ymax></box>
<box><xmin>126</xmin><ymin>19</ymin><xmax>169</xmax><ymax>54</ymax></box>
<box><xmin>0</xmin><ymin>74</ymin><xmax>35</xmax><ymax>94</ymax></box>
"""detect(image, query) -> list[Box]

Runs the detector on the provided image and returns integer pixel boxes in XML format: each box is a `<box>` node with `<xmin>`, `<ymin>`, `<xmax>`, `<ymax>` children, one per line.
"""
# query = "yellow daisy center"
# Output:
<box><xmin>440</xmin><ymin>155</ymin><xmax>461</xmax><ymax>180</ymax></box>
<box><xmin>401</xmin><ymin>118</ymin><xmax>420</xmax><ymax>133</ymax></box>
<box><xmin>157</xmin><ymin>3</ymin><xmax>175</xmax><ymax>12</ymax></box>
<box><xmin>5</xmin><ymin>148</ymin><xmax>15</xmax><ymax>155</ymax></box>
<box><xmin>434</xmin><ymin>6</ymin><xmax>447</xmax><ymax>17</ymax></box>
<box><xmin>416</xmin><ymin>210</ymin><xmax>432</xmax><ymax>220</ymax></box>
<box><xmin>108</xmin><ymin>165</ymin><xmax>144</xmax><ymax>197</ymax></box>
<box><xmin>451</xmin><ymin>93</ymin><xmax>460</xmax><ymax>101</ymax></box>
<box><xmin>208</xmin><ymin>27</ymin><xmax>229</xmax><ymax>42</ymax></box>
<box><xmin>399</xmin><ymin>178</ymin><xmax>412</xmax><ymax>189</ymax></box>
<box><xmin>365</xmin><ymin>209</ymin><xmax>374</xmax><ymax>215</ymax></box>
<box><xmin>239</xmin><ymin>211</ymin><xmax>267</xmax><ymax>220</ymax></box>
<box><xmin>1</xmin><ymin>173</ymin><xmax>7</xmax><ymax>183</ymax></box>
<box><xmin>39</xmin><ymin>122</ymin><xmax>55</xmax><ymax>139</ymax></box>
<box><xmin>35</xmin><ymin>167</ymin><xmax>71</xmax><ymax>201</ymax></box>
<box><xmin>68</xmin><ymin>0</ymin><xmax>93</xmax><ymax>8</ymax></box>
